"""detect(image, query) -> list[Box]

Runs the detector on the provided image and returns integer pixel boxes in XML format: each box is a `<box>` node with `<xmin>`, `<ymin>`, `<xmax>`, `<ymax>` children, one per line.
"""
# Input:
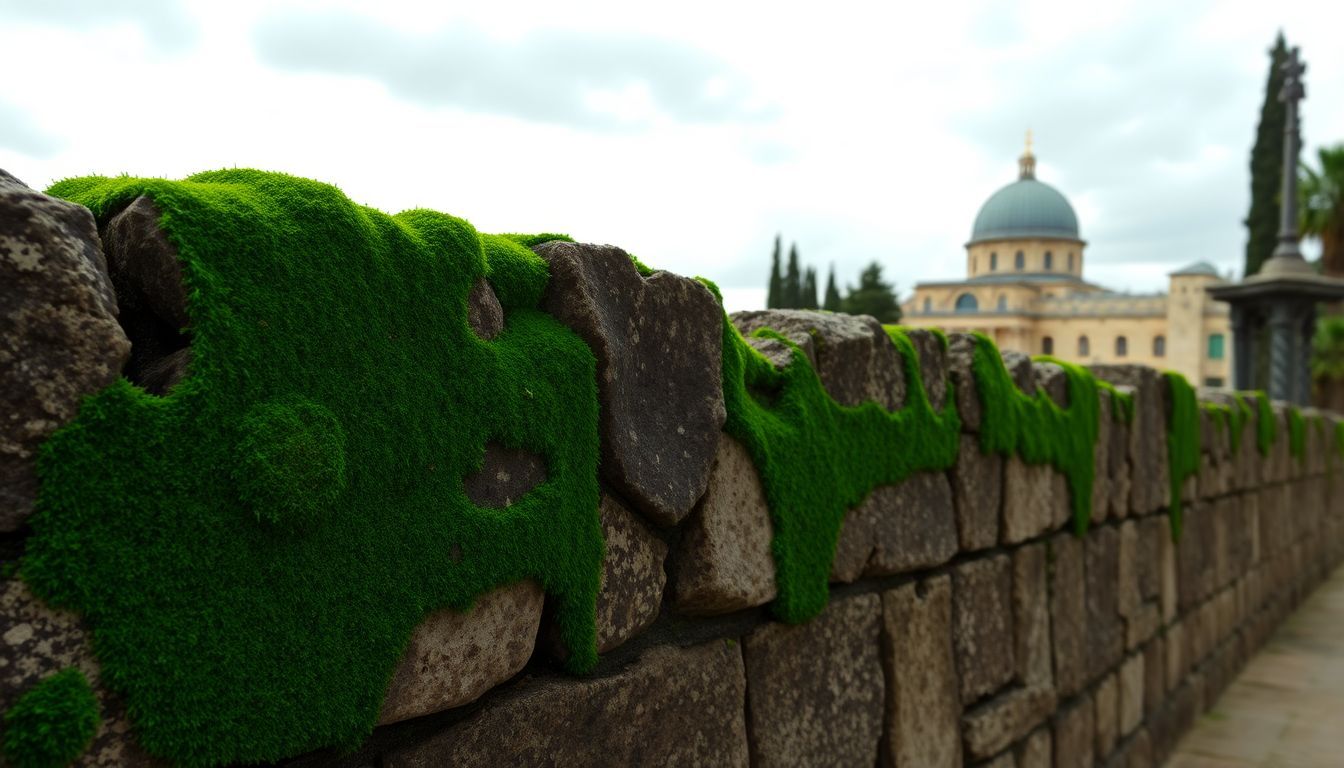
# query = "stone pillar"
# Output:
<box><xmin>1269</xmin><ymin>303</ymin><xmax>1294</xmax><ymax>402</ymax></box>
<box><xmin>1299</xmin><ymin>307</ymin><xmax>1315</xmax><ymax>405</ymax></box>
<box><xmin>1230</xmin><ymin>305</ymin><xmax>1252</xmax><ymax>391</ymax></box>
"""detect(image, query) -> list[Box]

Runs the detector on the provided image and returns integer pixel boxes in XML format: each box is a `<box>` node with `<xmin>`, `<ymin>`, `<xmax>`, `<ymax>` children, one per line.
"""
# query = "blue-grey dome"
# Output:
<box><xmin>970</xmin><ymin>178</ymin><xmax>1080</xmax><ymax>244</ymax></box>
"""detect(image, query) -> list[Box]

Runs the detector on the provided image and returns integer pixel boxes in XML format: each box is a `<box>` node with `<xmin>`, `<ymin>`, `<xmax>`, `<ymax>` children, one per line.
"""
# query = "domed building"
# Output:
<box><xmin>904</xmin><ymin>136</ymin><xmax>1233</xmax><ymax>387</ymax></box>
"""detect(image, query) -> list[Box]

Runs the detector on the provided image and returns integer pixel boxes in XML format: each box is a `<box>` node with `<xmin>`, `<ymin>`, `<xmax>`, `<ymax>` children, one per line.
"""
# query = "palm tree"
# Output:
<box><xmin>1300</xmin><ymin>144</ymin><xmax>1344</xmax><ymax>276</ymax></box>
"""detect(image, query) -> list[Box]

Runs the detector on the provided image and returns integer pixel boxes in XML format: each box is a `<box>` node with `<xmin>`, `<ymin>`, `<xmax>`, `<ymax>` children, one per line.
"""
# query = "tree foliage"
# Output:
<box><xmin>767</xmin><ymin>235</ymin><xmax>782</xmax><ymax>309</ymax></box>
<box><xmin>823</xmin><ymin>265</ymin><xmax>843</xmax><ymax>312</ymax></box>
<box><xmin>1244</xmin><ymin>33</ymin><xmax>1289</xmax><ymax>277</ymax></box>
<box><xmin>841</xmin><ymin>262</ymin><xmax>902</xmax><ymax>323</ymax></box>
<box><xmin>784</xmin><ymin>243</ymin><xmax>801</xmax><ymax>309</ymax></box>
<box><xmin>1300</xmin><ymin>144</ymin><xmax>1344</xmax><ymax>276</ymax></box>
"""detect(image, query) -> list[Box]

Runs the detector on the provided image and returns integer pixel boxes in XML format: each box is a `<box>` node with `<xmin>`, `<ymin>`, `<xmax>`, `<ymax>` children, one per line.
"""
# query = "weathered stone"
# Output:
<box><xmin>1120</xmin><ymin>726</ymin><xmax>1153</xmax><ymax>768</ymax></box>
<box><xmin>379</xmin><ymin>580</ymin><xmax>543</xmax><ymax>724</ymax></box>
<box><xmin>903</xmin><ymin>327</ymin><xmax>949</xmax><ymax>411</ymax></box>
<box><xmin>1015</xmin><ymin>542</ymin><xmax>1053</xmax><ymax>687</ymax></box>
<box><xmin>538</xmin><ymin>241</ymin><xmax>725</xmax><ymax>526</ymax></box>
<box><xmin>0</xmin><ymin>581</ymin><xmax>157</xmax><ymax>766</ymax></box>
<box><xmin>946</xmin><ymin>332</ymin><xmax>983</xmax><ymax>431</ymax></box>
<box><xmin>1050</xmin><ymin>533</ymin><xmax>1087</xmax><ymax>698</ymax></box>
<box><xmin>1091</xmin><ymin>389</ymin><xmax>1113</xmax><ymax>524</ymax></box>
<box><xmin>1088</xmin><ymin>365</ymin><xmax>1168</xmax><ymax>515</ymax></box>
<box><xmin>1086</xmin><ymin>526</ymin><xmax>1124</xmax><ymax>679</ymax></box>
<box><xmin>983</xmin><ymin>753</ymin><xmax>1017</xmax><ymax>768</ymax></box>
<box><xmin>953</xmin><ymin>555</ymin><xmax>1016</xmax><ymax>704</ymax></box>
<box><xmin>1106</xmin><ymin>386</ymin><xmax>1135</xmax><ymax>520</ymax></box>
<box><xmin>744</xmin><ymin>594</ymin><xmax>883</xmax><ymax>767</ymax></box>
<box><xmin>1003</xmin><ymin>458</ymin><xmax>1068</xmax><ymax>543</ymax></box>
<box><xmin>462</xmin><ymin>443</ymin><xmax>546</xmax><ymax>508</ymax></box>
<box><xmin>1018</xmin><ymin>728</ymin><xmax>1052</xmax><ymax>768</ymax></box>
<box><xmin>137</xmin><ymin>346</ymin><xmax>191</xmax><ymax>395</ymax></box>
<box><xmin>1053</xmin><ymin>696</ymin><xmax>1094</xmax><ymax>768</ymax></box>
<box><xmin>593</xmin><ymin>494</ymin><xmax>667</xmax><ymax>653</ymax></box>
<box><xmin>1033</xmin><ymin>361</ymin><xmax>1069</xmax><ymax>407</ymax></box>
<box><xmin>1160</xmin><ymin>517</ymin><xmax>1178</xmax><ymax>623</ymax></box>
<box><xmin>962</xmin><ymin>686</ymin><xmax>1054</xmax><ymax>760</ymax></box>
<box><xmin>672</xmin><ymin>434</ymin><xmax>776</xmax><ymax>614</ymax></box>
<box><xmin>466</xmin><ymin>276</ymin><xmax>504</xmax><ymax>340</ymax></box>
<box><xmin>1118</xmin><ymin>521</ymin><xmax>1161</xmax><ymax>650</ymax></box>
<box><xmin>1094</xmin><ymin>672</ymin><xmax>1118</xmax><ymax>759</ymax></box>
<box><xmin>385</xmin><ymin>639</ymin><xmax>748</xmax><ymax>767</ymax></box>
<box><xmin>833</xmin><ymin>473</ymin><xmax>958</xmax><ymax>580</ymax></box>
<box><xmin>733</xmin><ymin>309</ymin><xmax>905</xmax><ymax>409</ymax></box>
<box><xmin>1002</xmin><ymin>350</ymin><xmax>1035</xmax><ymax>393</ymax></box>
<box><xmin>1</xmin><ymin>171</ymin><xmax>131</xmax><ymax>529</ymax></box>
<box><xmin>953</xmin><ymin>435</ymin><xmax>1002</xmax><ymax>551</ymax></box>
<box><xmin>1164</xmin><ymin>621</ymin><xmax>1186</xmax><ymax>691</ymax></box>
<box><xmin>881</xmin><ymin>576</ymin><xmax>962</xmax><ymax>768</ymax></box>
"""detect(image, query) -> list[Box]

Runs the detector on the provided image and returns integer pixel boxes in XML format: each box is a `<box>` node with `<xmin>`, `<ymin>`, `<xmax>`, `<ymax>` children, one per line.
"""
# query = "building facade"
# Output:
<box><xmin>902</xmin><ymin>140</ymin><xmax>1232</xmax><ymax>387</ymax></box>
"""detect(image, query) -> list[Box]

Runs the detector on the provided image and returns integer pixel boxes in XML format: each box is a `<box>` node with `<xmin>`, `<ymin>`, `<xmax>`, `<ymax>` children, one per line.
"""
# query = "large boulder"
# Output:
<box><xmin>1</xmin><ymin>171</ymin><xmax>130</xmax><ymax>530</ymax></box>
<box><xmin>536</xmin><ymin>242</ymin><xmax>725</xmax><ymax>527</ymax></box>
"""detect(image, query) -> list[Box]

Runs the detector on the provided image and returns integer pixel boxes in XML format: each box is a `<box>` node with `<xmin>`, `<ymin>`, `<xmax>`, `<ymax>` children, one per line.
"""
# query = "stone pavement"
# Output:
<box><xmin>1168</xmin><ymin>563</ymin><xmax>1344</xmax><ymax>767</ymax></box>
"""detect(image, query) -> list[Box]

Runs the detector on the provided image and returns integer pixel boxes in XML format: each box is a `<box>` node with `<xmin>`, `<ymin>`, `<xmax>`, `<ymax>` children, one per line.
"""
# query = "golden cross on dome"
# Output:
<box><xmin>1025</xmin><ymin>129</ymin><xmax>1033</xmax><ymax>155</ymax></box>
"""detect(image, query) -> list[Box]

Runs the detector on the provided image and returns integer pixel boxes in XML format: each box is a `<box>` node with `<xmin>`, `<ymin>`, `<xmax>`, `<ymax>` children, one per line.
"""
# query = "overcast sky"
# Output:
<box><xmin>2</xmin><ymin>0</ymin><xmax>1340</xmax><ymax>312</ymax></box>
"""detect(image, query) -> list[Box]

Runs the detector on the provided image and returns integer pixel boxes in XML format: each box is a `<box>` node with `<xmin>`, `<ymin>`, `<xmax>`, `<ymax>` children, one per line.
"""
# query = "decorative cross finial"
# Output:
<box><xmin>1018</xmin><ymin>129</ymin><xmax>1036</xmax><ymax>180</ymax></box>
<box><xmin>1025</xmin><ymin>129</ymin><xmax>1033</xmax><ymax>154</ymax></box>
<box><xmin>1268</xmin><ymin>44</ymin><xmax>1309</xmax><ymax>267</ymax></box>
<box><xmin>1280</xmin><ymin>46</ymin><xmax>1306</xmax><ymax>105</ymax></box>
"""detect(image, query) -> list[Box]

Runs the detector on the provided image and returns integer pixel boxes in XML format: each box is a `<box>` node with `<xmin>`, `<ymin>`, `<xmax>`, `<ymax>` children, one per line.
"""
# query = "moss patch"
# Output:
<box><xmin>1255</xmin><ymin>393</ymin><xmax>1278</xmax><ymax>455</ymax></box>
<box><xmin>1287</xmin><ymin>407</ymin><xmax>1307</xmax><ymax>461</ymax></box>
<box><xmin>28</xmin><ymin>171</ymin><xmax>603</xmax><ymax>765</ymax></box>
<box><xmin>2</xmin><ymin>668</ymin><xmax>99</xmax><ymax>768</ymax></box>
<box><xmin>1164</xmin><ymin>372</ymin><xmax>1200</xmax><ymax>540</ymax></box>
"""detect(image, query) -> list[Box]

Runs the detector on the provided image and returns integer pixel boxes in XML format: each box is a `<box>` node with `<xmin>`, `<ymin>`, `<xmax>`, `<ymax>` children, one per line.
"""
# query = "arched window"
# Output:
<box><xmin>1044</xmin><ymin>251</ymin><xmax>1053</xmax><ymax>270</ymax></box>
<box><xmin>1153</xmin><ymin>335</ymin><xmax>1166</xmax><ymax>357</ymax></box>
<box><xmin>1068</xmin><ymin>252</ymin><xmax>1075</xmax><ymax>271</ymax></box>
<box><xmin>922</xmin><ymin>297</ymin><xmax>931</xmax><ymax>313</ymax></box>
<box><xmin>1042</xmin><ymin>336</ymin><xmax>1054</xmax><ymax>355</ymax></box>
<box><xmin>1115</xmin><ymin>336</ymin><xmax>1128</xmax><ymax>357</ymax></box>
<box><xmin>990</xmin><ymin>252</ymin><xmax>998</xmax><ymax>270</ymax></box>
<box><xmin>955</xmin><ymin>293</ymin><xmax>979</xmax><ymax>313</ymax></box>
<box><xmin>1015</xmin><ymin>251</ymin><xmax>1025</xmax><ymax>270</ymax></box>
<box><xmin>996</xmin><ymin>295</ymin><xmax>1008</xmax><ymax>311</ymax></box>
<box><xmin>1078</xmin><ymin>335</ymin><xmax>1090</xmax><ymax>356</ymax></box>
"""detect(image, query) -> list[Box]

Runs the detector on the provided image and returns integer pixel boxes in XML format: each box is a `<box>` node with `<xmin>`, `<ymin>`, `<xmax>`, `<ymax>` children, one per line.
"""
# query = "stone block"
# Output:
<box><xmin>1094</xmin><ymin>672</ymin><xmax>1118</xmax><ymax>759</ymax></box>
<box><xmin>954</xmin><ymin>555</ymin><xmax>1016</xmax><ymax>704</ymax></box>
<box><xmin>1014</xmin><ymin>542</ymin><xmax>1053</xmax><ymax>691</ymax></box>
<box><xmin>744</xmin><ymin>594</ymin><xmax>883</xmax><ymax>767</ymax></box>
<box><xmin>380</xmin><ymin>580</ymin><xmax>543</xmax><ymax>724</ymax></box>
<box><xmin>1088</xmin><ymin>365</ymin><xmax>1168</xmax><ymax>515</ymax></box>
<box><xmin>1086</xmin><ymin>527</ymin><xmax>1124</xmax><ymax>680</ymax></box>
<box><xmin>1117</xmin><ymin>654</ymin><xmax>1144</xmax><ymax>737</ymax></box>
<box><xmin>904</xmin><ymin>327</ymin><xmax>950</xmax><ymax>411</ymax></box>
<box><xmin>953</xmin><ymin>435</ymin><xmax>1002</xmax><ymax>551</ymax></box>
<box><xmin>1164</xmin><ymin>621</ymin><xmax>1186</xmax><ymax>689</ymax></box>
<box><xmin>833</xmin><ymin>473</ymin><xmax>958</xmax><ymax>580</ymax></box>
<box><xmin>593</xmin><ymin>493</ymin><xmax>667</xmax><ymax>653</ymax></box>
<box><xmin>672</xmin><ymin>434</ymin><xmax>776</xmax><ymax>615</ymax></box>
<box><xmin>1017</xmin><ymin>728</ymin><xmax>1052</xmax><ymax>768</ymax></box>
<box><xmin>1053</xmin><ymin>696</ymin><xmax>1094</xmax><ymax>768</ymax></box>
<box><xmin>466</xmin><ymin>276</ymin><xmax>503</xmax><ymax>340</ymax></box>
<box><xmin>539</xmin><ymin>241</ymin><xmax>726</xmax><ymax>526</ymax></box>
<box><xmin>1049</xmin><ymin>533</ymin><xmax>1087</xmax><ymax>698</ymax></box>
<box><xmin>881</xmin><ymin>576</ymin><xmax>962</xmax><ymax>768</ymax></box>
<box><xmin>946</xmin><ymin>333</ymin><xmax>983</xmax><ymax>432</ymax></box>
<box><xmin>983</xmin><ymin>753</ymin><xmax>1017</xmax><ymax>768</ymax></box>
<box><xmin>385</xmin><ymin>639</ymin><xmax>749</xmax><ymax>767</ymax></box>
<box><xmin>1004</xmin><ymin>459</ymin><xmax>1068</xmax><ymax>543</ymax></box>
<box><xmin>1115</xmin><ymin>726</ymin><xmax>1153</xmax><ymax>768</ymax></box>
<box><xmin>962</xmin><ymin>686</ymin><xmax>1054</xmax><ymax>761</ymax></box>
<box><xmin>1159</xmin><ymin>520</ymin><xmax>1177</xmax><ymax>623</ymax></box>
<box><xmin>1142</xmin><ymin>636</ymin><xmax>1164</xmax><ymax>718</ymax></box>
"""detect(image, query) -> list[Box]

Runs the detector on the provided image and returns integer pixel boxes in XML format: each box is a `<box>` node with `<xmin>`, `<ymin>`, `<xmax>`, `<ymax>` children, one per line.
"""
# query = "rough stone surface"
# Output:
<box><xmin>881</xmin><ymin>576</ymin><xmax>962</xmax><ymax>768</ymax></box>
<box><xmin>538</xmin><ymin>241</ymin><xmax>726</xmax><ymax>526</ymax></box>
<box><xmin>1088</xmin><ymin>365</ymin><xmax>1168</xmax><ymax>515</ymax></box>
<box><xmin>466</xmin><ymin>276</ymin><xmax>504</xmax><ymax>340</ymax></box>
<box><xmin>1086</xmin><ymin>526</ymin><xmax>1125</xmax><ymax>680</ymax></box>
<box><xmin>1015</xmin><ymin>542</ymin><xmax>1053</xmax><ymax>687</ymax></box>
<box><xmin>903</xmin><ymin>327</ymin><xmax>949</xmax><ymax>411</ymax></box>
<box><xmin>1050</xmin><ymin>532</ymin><xmax>1088</xmax><ymax>698</ymax></box>
<box><xmin>1003</xmin><ymin>458</ymin><xmax>1067</xmax><ymax>543</ymax></box>
<box><xmin>1</xmin><ymin>170</ymin><xmax>131</xmax><ymax>530</ymax></box>
<box><xmin>462</xmin><ymin>443</ymin><xmax>546</xmax><ymax>508</ymax></box>
<box><xmin>962</xmin><ymin>686</ymin><xmax>1054</xmax><ymax>760</ymax></box>
<box><xmin>1018</xmin><ymin>728</ymin><xmax>1052</xmax><ymax>768</ymax></box>
<box><xmin>1118</xmin><ymin>654</ymin><xmax>1145</xmax><ymax>738</ymax></box>
<box><xmin>832</xmin><ymin>473</ymin><xmax>958</xmax><ymax>580</ymax></box>
<box><xmin>1143</xmin><ymin>636</ymin><xmax>1165</xmax><ymax>718</ymax></box>
<box><xmin>379</xmin><ymin>580</ymin><xmax>543</xmax><ymax>724</ymax></box>
<box><xmin>952</xmin><ymin>434</ymin><xmax>1002</xmax><ymax>551</ymax></box>
<box><xmin>385</xmin><ymin>639</ymin><xmax>749</xmax><ymax>767</ymax></box>
<box><xmin>732</xmin><ymin>309</ymin><xmax>905</xmax><ymax>409</ymax></box>
<box><xmin>0</xmin><ymin>581</ymin><xmax>158</xmax><ymax>766</ymax></box>
<box><xmin>953</xmin><ymin>555</ymin><xmax>1016</xmax><ymax>704</ymax></box>
<box><xmin>1092</xmin><ymin>389</ymin><xmax>1113</xmax><ymax>523</ymax></box>
<box><xmin>594</xmin><ymin>493</ymin><xmax>667</xmax><ymax>653</ymax></box>
<box><xmin>672</xmin><ymin>433</ymin><xmax>776</xmax><ymax>614</ymax></box>
<box><xmin>1094</xmin><ymin>672</ymin><xmax>1119</xmax><ymax>758</ymax></box>
<box><xmin>744</xmin><ymin>595</ymin><xmax>883</xmax><ymax>767</ymax></box>
<box><xmin>137</xmin><ymin>346</ymin><xmax>191</xmax><ymax>395</ymax></box>
<box><xmin>946</xmin><ymin>332</ymin><xmax>983</xmax><ymax>431</ymax></box>
<box><xmin>1054</xmin><ymin>696</ymin><xmax>1094</xmax><ymax>768</ymax></box>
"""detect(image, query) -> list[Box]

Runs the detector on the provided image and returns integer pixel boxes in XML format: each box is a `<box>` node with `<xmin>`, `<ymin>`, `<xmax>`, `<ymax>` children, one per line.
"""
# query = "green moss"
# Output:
<box><xmin>1097</xmin><ymin>380</ymin><xmax>1135</xmax><ymax>424</ymax></box>
<box><xmin>1255</xmin><ymin>392</ymin><xmax>1278</xmax><ymax>455</ymax></box>
<box><xmin>628</xmin><ymin>253</ymin><xmax>656</xmax><ymax>276</ymax></box>
<box><xmin>1288</xmin><ymin>406</ymin><xmax>1307</xmax><ymax>461</ymax></box>
<box><xmin>1227</xmin><ymin>393</ymin><xmax>1254</xmax><ymax>455</ymax></box>
<box><xmin>29</xmin><ymin>171</ymin><xmax>604</xmax><ymax>765</ymax></box>
<box><xmin>1163</xmin><ymin>372</ymin><xmax>1200</xmax><ymax>541</ymax></box>
<box><xmin>2</xmin><ymin>668</ymin><xmax>99</xmax><ymax>768</ymax></box>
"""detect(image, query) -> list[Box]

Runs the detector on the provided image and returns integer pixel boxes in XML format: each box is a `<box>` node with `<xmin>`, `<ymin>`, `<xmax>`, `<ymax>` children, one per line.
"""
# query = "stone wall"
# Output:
<box><xmin>2</xmin><ymin>172</ymin><xmax>1343</xmax><ymax>767</ymax></box>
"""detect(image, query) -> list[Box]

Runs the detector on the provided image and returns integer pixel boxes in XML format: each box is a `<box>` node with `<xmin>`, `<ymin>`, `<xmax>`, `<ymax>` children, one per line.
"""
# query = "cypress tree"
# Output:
<box><xmin>767</xmin><ymin>234</ymin><xmax>782</xmax><ymax>309</ymax></box>
<box><xmin>1245</xmin><ymin>33</ymin><xmax>1290</xmax><ymax>277</ymax></box>
<box><xmin>785</xmin><ymin>243</ymin><xmax>802</xmax><ymax>309</ymax></box>
<box><xmin>823</xmin><ymin>264</ymin><xmax>843</xmax><ymax>311</ymax></box>
<box><xmin>801</xmin><ymin>267</ymin><xmax>819</xmax><ymax>309</ymax></box>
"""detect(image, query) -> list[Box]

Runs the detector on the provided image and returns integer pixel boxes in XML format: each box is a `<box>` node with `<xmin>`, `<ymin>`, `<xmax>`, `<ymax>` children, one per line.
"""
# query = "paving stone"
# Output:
<box><xmin>744</xmin><ymin>594</ymin><xmax>882</xmax><ymax>767</ymax></box>
<box><xmin>881</xmin><ymin>576</ymin><xmax>961</xmax><ymax>768</ymax></box>
<box><xmin>954</xmin><ymin>555</ymin><xmax>1016</xmax><ymax>703</ymax></box>
<box><xmin>672</xmin><ymin>433</ymin><xmax>776</xmax><ymax>615</ymax></box>
<box><xmin>833</xmin><ymin>473</ymin><xmax>958</xmax><ymax>580</ymax></box>
<box><xmin>953</xmin><ymin>435</ymin><xmax>1003</xmax><ymax>551</ymax></box>
<box><xmin>380</xmin><ymin>580</ymin><xmax>543</xmax><ymax>724</ymax></box>
<box><xmin>1053</xmin><ymin>696</ymin><xmax>1094</xmax><ymax>768</ymax></box>
<box><xmin>385</xmin><ymin>639</ymin><xmax>748</xmax><ymax>767</ymax></box>
<box><xmin>962</xmin><ymin>686</ymin><xmax>1055</xmax><ymax>760</ymax></box>
<box><xmin>539</xmin><ymin>241</ymin><xmax>725</xmax><ymax>526</ymax></box>
<box><xmin>1014</xmin><ymin>542</ymin><xmax>1053</xmax><ymax>688</ymax></box>
<box><xmin>1050</xmin><ymin>533</ymin><xmax>1088</xmax><ymax>698</ymax></box>
<box><xmin>593</xmin><ymin>493</ymin><xmax>667</xmax><ymax>653</ymax></box>
<box><xmin>1094</xmin><ymin>672</ymin><xmax>1119</xmax><ymax>759</ymax></box>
